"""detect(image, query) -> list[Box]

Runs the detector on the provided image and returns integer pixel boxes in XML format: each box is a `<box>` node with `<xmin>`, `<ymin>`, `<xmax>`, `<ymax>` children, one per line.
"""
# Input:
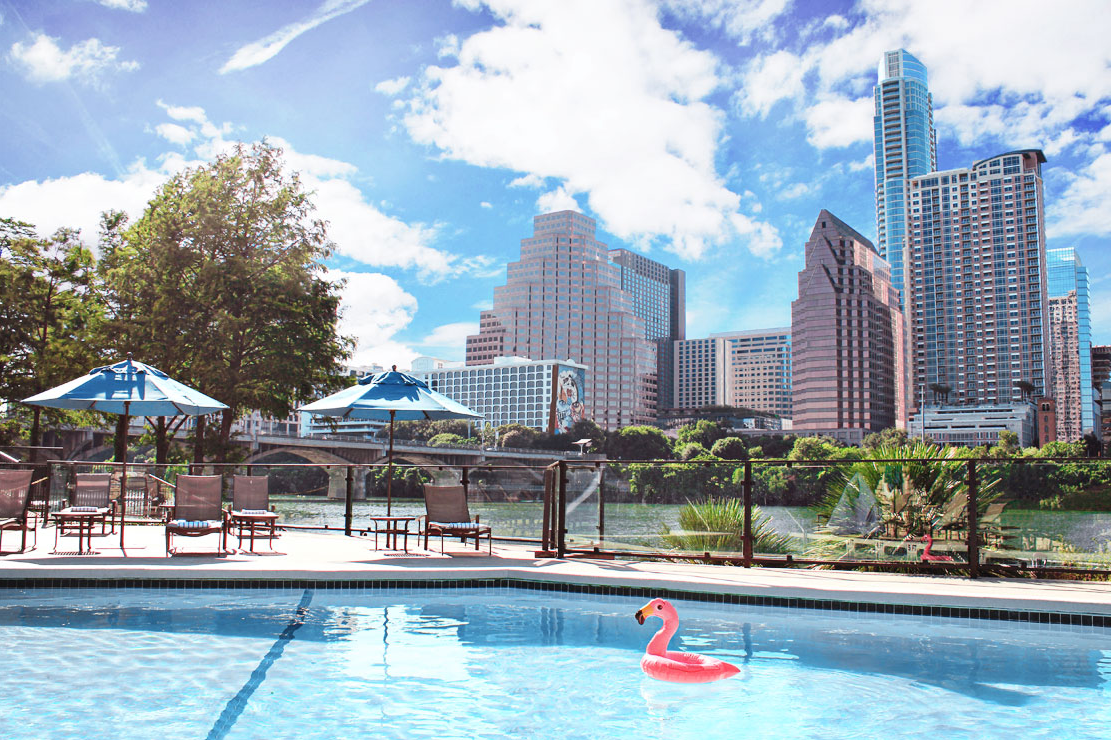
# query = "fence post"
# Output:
<box><xmin>344</xmin><ymin>465</ymin><xmax>354</xmax><ymax>537</ymax></box>
<box><xmin>557</xmin><ymin>460</ymin><xmax>567</xmax><ymax>558</ymax></box>
<box><xmin>539</xmin><ymin>464</ymin><xmax>554</xmax><ymax>554</ymax></box>
<box><xmin>461</xmin><ymin>465</ymin><xmax>469</xmax><ymax>496</ymax></box>
<box><xmin>967</xmin><ymin>458</ymin><xmax>979</xmax><ymax>579</ymax></box>
<box><xmin>597</xmin><ymin>461</ymin><xmax>605</xmax><ymax>548</ymax></box>
<box><xmin>743</xmin><ymin>460</ymin><xmax>753</xmax><ymax>567</ymax></box>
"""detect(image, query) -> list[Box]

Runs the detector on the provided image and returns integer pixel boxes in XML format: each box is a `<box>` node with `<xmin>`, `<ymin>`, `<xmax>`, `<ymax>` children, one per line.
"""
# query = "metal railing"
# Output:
<box><xmin>11</xmin><ymin>455</ymin><xmax>1111</xmax><ymax>578</ymax></box>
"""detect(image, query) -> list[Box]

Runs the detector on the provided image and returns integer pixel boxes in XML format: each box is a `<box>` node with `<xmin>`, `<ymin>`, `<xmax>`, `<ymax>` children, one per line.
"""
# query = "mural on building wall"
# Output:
<box><xmin>550</xmin><ymin>365</ymin><xmax>586</xmax><ymax>434</ymax></box>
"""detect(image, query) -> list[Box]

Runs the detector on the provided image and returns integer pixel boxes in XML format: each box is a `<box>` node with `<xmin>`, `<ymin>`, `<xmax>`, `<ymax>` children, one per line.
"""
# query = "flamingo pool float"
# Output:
<box><xmin>634</xmin><ymin>598</ymin><xmax>739</xmax><ymax>683</ymax></box>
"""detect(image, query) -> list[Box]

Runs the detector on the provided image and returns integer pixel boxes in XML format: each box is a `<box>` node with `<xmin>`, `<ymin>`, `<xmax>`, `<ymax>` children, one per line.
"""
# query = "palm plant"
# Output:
<box><xmin>662</xmin><ymin>496</ymin><xmax>794</xmax><ymax>556</ymax></box>
<box><xmin>807</xmin><ymin>441</ymin><xmax>1000</xmax><ymax>562</ymax></box>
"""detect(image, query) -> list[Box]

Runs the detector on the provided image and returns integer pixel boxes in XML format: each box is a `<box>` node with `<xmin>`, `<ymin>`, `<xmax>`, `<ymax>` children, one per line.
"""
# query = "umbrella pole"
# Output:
<box><xmin>386</xmin><ymin>410</ymin><xmax>395</xmax><ymax>516</ymax></box>
<box><xmin>119</xmin><ymin>406</ymin><xmax>128</xmax><ymax>550</ymax></box>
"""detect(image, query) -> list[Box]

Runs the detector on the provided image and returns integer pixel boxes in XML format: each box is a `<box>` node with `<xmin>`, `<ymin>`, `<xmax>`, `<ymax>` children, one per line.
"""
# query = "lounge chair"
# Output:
<box><xmin>53</xmin><ymin>473</ymin><xmax>115</xmax><ymax>554</ymax></box>
<box><xmin>225</xmin><ymin>475</ymin><xmax>279</xmax><ymax>552</ymax></box>
<box><xmin>165</xmin><ymin>475</ymin><xmax>227</xmax><ymax>555</ymax></box>
<box><xmin>0</xmin><ymin>469</ymin><xmax>35</xmax><ymax>554</ymax></box>
<box><xmin>421</xmin><ymin>484</ymin><xmax>492</xmax><ymax>554</ymax></box>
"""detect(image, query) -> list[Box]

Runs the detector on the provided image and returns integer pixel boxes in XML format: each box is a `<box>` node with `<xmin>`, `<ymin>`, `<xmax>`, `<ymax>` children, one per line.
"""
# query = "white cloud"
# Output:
<box><xmin>536</xmin><ymin>186</ymin><xmax>579</xmax><ymax>214</ymax></box>
<box><xmin>802</xmin><ymin>94</ymin><xmax>873</xmax><ymax>149</ymax></box>
<box><xmin>96</xmin><ymin>0</ymin><xmax>147</xmax><ymax>11</ymax></box>
<box><xmin>374</xmin><ymin>76</ymin><xmax>410</xmax><ymax>96</ymax></box>
<box><xmin>0</xmin><ymin>102</ymin><xmax>494</xmax><ymax>282</ymax></box>
<box><xmin>327</xmin><ymin>269</ymin><xmax>420</xmax><ymax>367</ymax></box>
<box><xmin>400</xmin><ymin>0</ymin><xmax>780</xmax><ymax>259</ymax></box>
<box><xmin>738</xmin><ymin>50</ymin><xmax>806</xmax><ymax>118</ymax></box>
<box><xmin>479</xmin><ymin>201</ymin><xmax>492</xmax><ymax>209</ymax></box>
<box><xmin>157</xmin><ymin>100</ymin><xmax>207</xmax><ymax>123</ymax></box>
<box><xmin>508</xmin><ymin>174</ymin><xmax>544</xmax><ymax>189</ymax></box>
<box><xmin>778</xmin><ymin>182</ymin><xmax>811</xmax><ymax>199</ymax></box>
<box><xmin>8</xmin><ymin>33</ymin><xmax>139</xmax><ymax>86</ymax></box>
<box><xmin>154</xmin><ymin>123</ymin><xmax>195</xmax><ymax>146</ymax></box>
<box><xmin>734</xmin><ymin>0</ymin><xmax>1111</xmax><ymax>157</ymax></box>
<box><xmin>661</xmin><ymin>0</ymin><xmax>791</xmax><ymax>45</ymax></box>
<box><xmin>1050</xmin><ymin>149</ymin><xmax>1111</xmax><ymax>237</ymax></box>
<box><xmin>221</xmin><ymin>0</ymin><xmax>372</xmax><ymax>74</ymax></box>
<box><xmin>421</xmin><ymin>322</ymin><xmax>479</xmax><ymax>352</ymax></box>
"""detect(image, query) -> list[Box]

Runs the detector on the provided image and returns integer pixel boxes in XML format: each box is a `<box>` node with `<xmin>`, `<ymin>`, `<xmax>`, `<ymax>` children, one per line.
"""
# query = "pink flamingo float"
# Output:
<box><xmin>634</xmin><ymin>598</ymin><xmax>739</xmax><ymax>683</ymax></box>
<box><xmin>920</xmin><ymin>533</ymin><xmax>954</xmax><ymax>562</ymax></box>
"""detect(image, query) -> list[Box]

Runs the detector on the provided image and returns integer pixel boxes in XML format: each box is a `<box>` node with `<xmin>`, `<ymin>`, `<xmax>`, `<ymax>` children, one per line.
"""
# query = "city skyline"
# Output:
<box><xmin>2</xmin><ymin>1</ymin><xmax>1109</xmax><ymax>369</ymax></box>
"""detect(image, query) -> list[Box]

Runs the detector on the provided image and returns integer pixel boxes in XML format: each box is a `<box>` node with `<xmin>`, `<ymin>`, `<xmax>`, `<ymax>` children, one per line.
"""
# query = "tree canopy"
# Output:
<box><xmin>103</xmin><ymin>141</ymin><xmax>352</xmax><ymax>460</ymax></box>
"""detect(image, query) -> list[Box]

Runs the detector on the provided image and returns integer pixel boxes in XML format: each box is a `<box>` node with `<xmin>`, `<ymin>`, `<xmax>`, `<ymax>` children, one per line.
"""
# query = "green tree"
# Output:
<box><xmin>862</xmin><ymin>427</ymin><xmax>909</xmax><ymax>451</ymax></box>
<box><xmin>606</xmin><ymin>425</ymin><xmax>673</xmax><ymax>460</ymax></box>
<box><xmin>427</xmin><ymin>432</ymin><xmax>471</xmax><ymax>447</ymax></box>
<box><xmin>675</xmin><ymin>420</ymin><xmax>727</xmax><ymax>450</ymax></box>
<box><xmin>0</xmin><ymin>227</ymin><xmax>104</xmax><ymax>446</ymax></box>
<box><xmin>710</xmin><ymin>436</ymin><xmax>748</xmax><ymax>460</ymax></box>
<box><xmin>676</xmin><ymin>442</ymin><xmax>707</xmax><ymax>461</ymax></box>
<box><xmin>110</xmin><ymin>141</ymin><xmax>352</xmax><ymax>462</ymax></box>
<box><xmin>499</xmin><ymin>423</ymin><xmax>539</xmax><ymax>449</ymax></box>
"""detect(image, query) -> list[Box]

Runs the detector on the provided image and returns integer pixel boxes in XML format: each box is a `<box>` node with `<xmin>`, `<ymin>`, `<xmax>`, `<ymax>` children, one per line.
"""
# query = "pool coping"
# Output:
<box><xmin>3</xmin><ymin>529</ymin><xmax>1111</xmax><ymax>627</ymax></box>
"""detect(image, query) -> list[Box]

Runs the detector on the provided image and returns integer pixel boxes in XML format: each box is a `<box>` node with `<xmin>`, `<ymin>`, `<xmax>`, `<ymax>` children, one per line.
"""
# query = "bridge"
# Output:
<box><xmin>50</xmin><ymin>428</ymin><xmax>596</xmax><ymax>500</ymax></box>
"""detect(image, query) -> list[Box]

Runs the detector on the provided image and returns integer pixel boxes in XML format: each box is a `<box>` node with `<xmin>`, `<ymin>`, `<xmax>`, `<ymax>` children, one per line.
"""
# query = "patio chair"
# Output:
<box><xmin>165</xmin><ymin>475</ymin><xmax>227</xmax><ymax>556</ymax></box>
<box><xmin>421</xmin><ymin>484</ymin><xmax>492</xmax><ymax>554</ymax></box>
<box><xmin>53</xmin><ymin>473</ymin><xmax>115</xmax><ymax>554</ymax></box>
<box><xmin>0</xmin><ymin>470</ymin><xmax>36</xmax><ymax>554</ymax></box>
<box><xmin>225</xmin><ymin>475</ymin><xmax>279</xmax><ymax>552</ymax></box>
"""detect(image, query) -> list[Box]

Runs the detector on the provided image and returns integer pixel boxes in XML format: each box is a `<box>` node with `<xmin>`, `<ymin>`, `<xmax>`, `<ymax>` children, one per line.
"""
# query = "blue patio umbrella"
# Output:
<box><xmin>23</xmin><ymin>354</ymin><xmax>228</xmax><ymax>548</ymax></box>
<box><xmin>299</xmin><ymin>366</ymin><xmax>483</xmax><ymax>514</ymax></box>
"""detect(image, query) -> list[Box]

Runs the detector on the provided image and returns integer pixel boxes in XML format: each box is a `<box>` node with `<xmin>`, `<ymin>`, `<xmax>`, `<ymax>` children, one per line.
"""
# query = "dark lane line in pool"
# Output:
<box><xmin>206</xmin><ymin>588</ymin><xmax>315</xmax><ymax>740</ymax></box>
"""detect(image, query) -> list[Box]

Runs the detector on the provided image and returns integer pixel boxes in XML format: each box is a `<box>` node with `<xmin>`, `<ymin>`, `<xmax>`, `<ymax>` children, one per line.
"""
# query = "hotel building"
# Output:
<box><xmin>465</xmin><ymin>211</ymin><xmax>658</xmax><ymax>430</ymax></box>
<box><xmin>792</xmin><ymin>211</ymin><xmax>902</xmax><ymax>441</ymax></box>
<box><xmin>1047</xmin><ymin>247</ymin><xmax>1094</xmax><ymax>441</ymax></box>
<box><xmin>905</xmin><ymin>150</ymin><xmax>1051</xmax><ymax>417</ymax></box>
<box><xmin>412</xmin><ymin>356</ymin><xmax>587</xmax><ymax>432</ymax></box>
<box><xmin>874</xmin><ymin>49</ymin><xmax>937</xmax><ymax>305</ymax></box>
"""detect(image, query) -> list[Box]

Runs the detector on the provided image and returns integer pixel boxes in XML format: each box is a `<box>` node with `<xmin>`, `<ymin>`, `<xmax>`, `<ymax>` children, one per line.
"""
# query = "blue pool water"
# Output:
<box><xmin>1</xmin><ymin>588</ymin><xmax>1110</xmax><ymax>739</ymax></box>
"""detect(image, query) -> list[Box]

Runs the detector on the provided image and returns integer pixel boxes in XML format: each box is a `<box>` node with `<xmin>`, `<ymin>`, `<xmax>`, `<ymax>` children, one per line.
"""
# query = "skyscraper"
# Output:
<box><xmin>464</xmin><ymin>211</ymin><xmax>658</xmax><ymax>430</ymax></box>
<box><xmin>874</xmin><ymin>49</ymin><xmax>937</xmax><ymax>305</ymax></box>
<box><xmin>792</xmin><ymin>211</ymin><xmax>902</xmax><ymax>441</ymax></box>
<box><xmin>905</xmin><ymin>150</ymin><xmax>1051</xmax><ymax>415</ymax></box>
<box><xmin>1047</xmin><ymin>247</ymin><xmax>1094</xmax><ymax>440</ymax></box>
<box><xmin>609</xmin><ymin>249</ymin><xmax>685</xmax><ymax>411</ymax></box>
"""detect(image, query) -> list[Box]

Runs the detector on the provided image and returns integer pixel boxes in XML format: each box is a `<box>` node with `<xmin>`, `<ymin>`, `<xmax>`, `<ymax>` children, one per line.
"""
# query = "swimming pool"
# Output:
<box><xmin>0</xmin><ymin>587</ymin><xmax>1109</xmax><ymax>739</ymax></box>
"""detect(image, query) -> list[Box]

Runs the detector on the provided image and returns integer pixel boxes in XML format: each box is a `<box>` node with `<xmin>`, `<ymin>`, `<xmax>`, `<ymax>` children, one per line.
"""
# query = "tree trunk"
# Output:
<box><xmin>216</xmin><ymin>407</ymin><xmax>235</xmax><ymax>464</ymax></box>
<box><xmin>193</xmin><ymin>414</ymin><xmax>206</xmax><ymax>464</ymax></box>
<box><xmin>155</xmin><ymin>416</ymin><xmax>169</xmax><ymax>465</ymax></box>
<box><xmin>29</xmin><ymin>407</ymin><xmax>42</xmax><ymax>447</ymax></box>
<box><xmin>113</xmin><ymin>414</ymin><xmax>128</xmax><ymax>462</ymax></box>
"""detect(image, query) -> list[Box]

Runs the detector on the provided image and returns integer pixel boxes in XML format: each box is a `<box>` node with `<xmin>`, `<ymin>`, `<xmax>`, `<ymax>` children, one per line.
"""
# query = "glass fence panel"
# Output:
<box><xmin>467</xmin><ymin>464</ymin><xmax>547</xmax><ymax>539</ymax></box>
<box><xmin>979</xmin><ymin>459</ymin><xmax>1111</xmax><ymax>571</ymax></box>
<box><xmin>563</xmin><ymin>462</ymin><xmax>602</xmax><ymax>548</ymax></box>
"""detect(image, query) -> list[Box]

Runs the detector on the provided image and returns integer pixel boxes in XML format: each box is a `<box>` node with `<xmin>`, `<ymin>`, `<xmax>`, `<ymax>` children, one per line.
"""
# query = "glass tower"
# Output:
<box><xmin>874</xmin><ymin>49</ymin><xmax>937</xmax><ymax>305</ymax></box>
<box><xmin>1047</xmin><ymin>247</ymin><xmax>1094</xmax><ymax>439</ymax></box>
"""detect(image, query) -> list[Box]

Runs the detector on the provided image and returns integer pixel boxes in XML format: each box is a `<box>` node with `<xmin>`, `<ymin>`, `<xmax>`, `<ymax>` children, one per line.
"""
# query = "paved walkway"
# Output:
<box><xmin>3</xmin><ymin>523</ymin><xmax>1111</xmax><ymax>617</ymax></box>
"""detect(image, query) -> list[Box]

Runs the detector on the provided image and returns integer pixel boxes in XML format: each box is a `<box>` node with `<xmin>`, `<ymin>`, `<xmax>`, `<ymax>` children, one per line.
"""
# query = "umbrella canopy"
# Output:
<box><xmin>22</xmin><ymin>355</ymin><xmax>228</xmax><ymax>549</ymax></box>
<box><xmin>299</xmin><ymin>368</ymin><xmax>482</xmax><ymax>422</ymax></box>
<box><xmin>22</xmin><ymin>356</ymin><xmax>228</xmax><ymax>417</ymax></box>
<box><xmin>300</xmin><ymin>367</ymin><xmax>483</xmax><ymax>515</ymax></box>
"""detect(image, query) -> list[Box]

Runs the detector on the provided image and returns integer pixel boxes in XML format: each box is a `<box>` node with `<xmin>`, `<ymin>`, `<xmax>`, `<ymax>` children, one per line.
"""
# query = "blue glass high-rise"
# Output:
<box><xmin>874</xmin><ymin>49</ymin><xmax>937</xmax><ymax>306</ymax></box>
<box><xmin>1047</xmin><ymin>247</ymin><xmax>1094</xmax><ymax>439</ymax></box>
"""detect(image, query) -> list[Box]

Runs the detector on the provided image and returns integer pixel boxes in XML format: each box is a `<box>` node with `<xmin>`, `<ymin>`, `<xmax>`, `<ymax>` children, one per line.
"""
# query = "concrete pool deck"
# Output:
<box><xmin>3</xmin><ymin>523</ymin><xmax>1111</xmax><ymax>619</ymax></box>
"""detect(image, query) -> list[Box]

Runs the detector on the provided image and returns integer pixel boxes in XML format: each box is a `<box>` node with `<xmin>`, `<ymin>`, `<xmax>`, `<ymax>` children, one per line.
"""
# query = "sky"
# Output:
<box><xmin>2</xmin><ymin>0</ymin><xmax>1109</xmax><ymax>369</ymax></box>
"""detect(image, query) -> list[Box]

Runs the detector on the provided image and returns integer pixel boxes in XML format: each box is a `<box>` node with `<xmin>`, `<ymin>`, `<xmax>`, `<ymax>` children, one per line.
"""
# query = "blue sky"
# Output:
<box><xmin>2</xmin><ymin>0</ymin><xmax>1109</xmax><ymax>368</ymax></box>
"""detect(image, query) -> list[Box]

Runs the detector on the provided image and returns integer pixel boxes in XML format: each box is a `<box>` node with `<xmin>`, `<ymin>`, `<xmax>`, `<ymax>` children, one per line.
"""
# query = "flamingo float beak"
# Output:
<box><xmin>634</xmin><ymin>605</ymin><xmax>649</xmax><ymax>625</ymax></box>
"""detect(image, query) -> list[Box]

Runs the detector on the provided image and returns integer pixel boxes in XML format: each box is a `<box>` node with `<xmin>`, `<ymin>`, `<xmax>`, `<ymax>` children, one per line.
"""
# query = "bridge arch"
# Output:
<box><xmin>244</xmin><ymin>447</ymin><xmax>365</xmax><ymax>500</ymax></box>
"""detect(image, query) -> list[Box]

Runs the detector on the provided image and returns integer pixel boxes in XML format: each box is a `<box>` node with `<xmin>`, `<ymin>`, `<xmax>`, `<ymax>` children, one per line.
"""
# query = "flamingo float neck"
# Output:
<box><xmin>645</xmin><ymin>610</ymin><xmax>678</xmax><ymax>656</ymax></box>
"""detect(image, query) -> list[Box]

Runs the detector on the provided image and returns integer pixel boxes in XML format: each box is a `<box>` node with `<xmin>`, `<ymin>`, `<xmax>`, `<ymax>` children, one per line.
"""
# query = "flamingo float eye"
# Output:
<box><xmin>656</xmin><ymin>604</ymin><xmax>662</xmax><ymax>610</ymax></box>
